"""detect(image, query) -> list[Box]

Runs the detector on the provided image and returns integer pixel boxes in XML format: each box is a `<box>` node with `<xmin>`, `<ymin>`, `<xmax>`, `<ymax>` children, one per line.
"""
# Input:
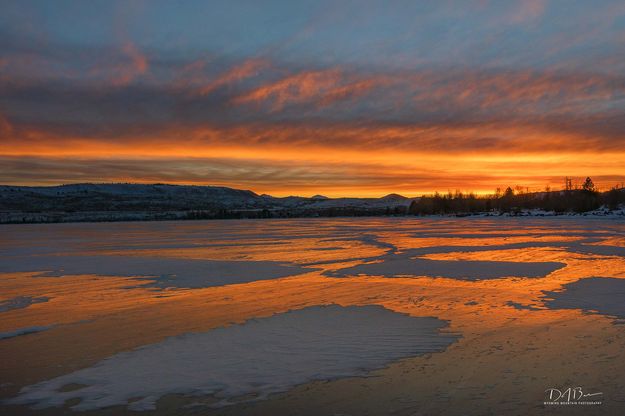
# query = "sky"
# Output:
<box><xmin>1</xmin><ymin>0</ymin><xmax>624</xmax><ymax>197</ymax></box>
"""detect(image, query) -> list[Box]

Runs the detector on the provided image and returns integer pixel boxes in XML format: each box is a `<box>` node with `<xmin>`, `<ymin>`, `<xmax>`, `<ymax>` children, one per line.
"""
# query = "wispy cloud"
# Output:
<box><xmin>99</xmin><ymin>42</ymin><xmax>148</xmax><ymax>87</ymax></box>
<box><xmin>231</xmin><ymin>68</ymin><xmax>382</xmax><ymax>111</ymax></box>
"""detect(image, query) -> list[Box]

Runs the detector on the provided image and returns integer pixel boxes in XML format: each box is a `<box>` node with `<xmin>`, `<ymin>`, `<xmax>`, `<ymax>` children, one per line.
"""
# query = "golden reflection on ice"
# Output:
<box><xmin>1</xmin><ymin>217</ymin><xmax>624</xmax><ymax>415</ymax></box>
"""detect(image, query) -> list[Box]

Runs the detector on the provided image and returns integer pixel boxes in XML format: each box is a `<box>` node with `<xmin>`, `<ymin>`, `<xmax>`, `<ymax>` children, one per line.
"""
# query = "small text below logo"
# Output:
<box><xmin>544</xmin><ymin>387</ymin><xmax>603</xmax><ymax>406</ymax></box>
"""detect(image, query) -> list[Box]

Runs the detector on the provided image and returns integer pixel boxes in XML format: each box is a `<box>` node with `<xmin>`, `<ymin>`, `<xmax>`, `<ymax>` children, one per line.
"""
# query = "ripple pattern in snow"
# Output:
<box><xmin>9</xmin><ymin>305</ymin><xmax>459</xmax><ymax>411</ymax></box>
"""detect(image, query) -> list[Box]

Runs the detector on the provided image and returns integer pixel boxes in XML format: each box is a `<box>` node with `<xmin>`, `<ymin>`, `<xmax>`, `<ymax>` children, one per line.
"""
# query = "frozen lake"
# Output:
<box><xmin>1</xmin><ymin>217</ymin><xmax>625</xmax><ymax>415</ymax></box>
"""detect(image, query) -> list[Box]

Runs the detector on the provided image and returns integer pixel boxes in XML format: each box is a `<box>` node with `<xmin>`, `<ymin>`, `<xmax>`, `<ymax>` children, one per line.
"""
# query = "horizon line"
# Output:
<box><xmin>2</xmin><ymin>179</ymin><xmax>623</xmax><ymax>200</ymax></box>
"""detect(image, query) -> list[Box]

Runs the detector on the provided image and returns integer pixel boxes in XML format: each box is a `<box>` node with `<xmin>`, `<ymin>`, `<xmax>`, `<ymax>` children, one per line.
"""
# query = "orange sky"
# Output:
<box><xmin>2</xmin><ymin>123</ymin><xmax>624</xmax><ymax>197</ymax></box>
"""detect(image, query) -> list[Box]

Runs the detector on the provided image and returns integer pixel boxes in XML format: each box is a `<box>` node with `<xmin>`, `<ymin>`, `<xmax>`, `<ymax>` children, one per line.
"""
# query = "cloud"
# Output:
<box><xmin>4</xmin><ymin>61</ymin><xmax>623</xmax><ymax>141</ymax></box>
<box><xmin>196</xmin><ymin>58</ymin><xmax>268</xmax><ymax>96</ymax></box>
<box><xmin>1</xmin><ymin>0</ymin><xmax>625</xmax><ymax>196</ymax></box>
<box><xmin>0</xmin><ymin>113</ymin><xmax>13</xmax><ymax>135</ymax></box>
<box><xmin>99</xmin><ymin>42</ymin><xmax>149</xmax><ymax>87</ymax></box>
<box><xmin>1</xmin><ymin>153</ymin><xmax>623</xmax><ymax>197</ymax></box>
<box><xmin>231</xmin><ymin>68</ymin><xmax>379</xmax><ymax>111</ymax></box>
<box><xmin>0</xmin><ymin>33</ymin><xmax>153</xmax><ymax>88</ymax></box>
<box><xmin>233</xmin><ymin>69</ymin><xmax>331</xmax><ymax>108</ymax></box>
<box><xmin>2</xmin><ymin>109</ymin><xmax>624</xmax><ymax>158</ymax></box>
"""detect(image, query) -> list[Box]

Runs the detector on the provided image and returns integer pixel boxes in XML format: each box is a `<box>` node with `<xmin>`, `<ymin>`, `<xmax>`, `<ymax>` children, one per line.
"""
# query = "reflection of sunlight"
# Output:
<box><xmin>85</xmin><ymin>237</ymin><xmax>387</xmax><ymax>265</ymax></box>
<box><xmin>1</xmin><ymin>217</ymin><xmax>625</xmax><ymax>413</ymax></box>
<box><xmin>381</xmin><ymin>235</ymin><xmax>583</xmax><ymax>252</ymax></box>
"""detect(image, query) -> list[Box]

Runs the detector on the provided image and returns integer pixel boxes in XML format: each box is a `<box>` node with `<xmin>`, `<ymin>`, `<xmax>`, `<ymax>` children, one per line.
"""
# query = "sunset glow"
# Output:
<box><xmin>1</xmin><ymin>1</ymin><xmax>624</xmax><ymax>196</ymax></box>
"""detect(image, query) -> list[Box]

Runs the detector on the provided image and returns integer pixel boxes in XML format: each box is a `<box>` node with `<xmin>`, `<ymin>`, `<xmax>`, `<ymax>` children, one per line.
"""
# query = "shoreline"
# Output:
<box><xmin>1</xmin><ymin>208</ymin><xmax>624</xmax><ymax>225</ymax></box>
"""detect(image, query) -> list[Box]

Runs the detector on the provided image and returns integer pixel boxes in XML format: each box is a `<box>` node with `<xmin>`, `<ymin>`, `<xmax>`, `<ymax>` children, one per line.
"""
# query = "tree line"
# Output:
<box><xmin>408</xmin><ymin>177</ymin><xmax>625</xmax><ymax>215</ymax></box>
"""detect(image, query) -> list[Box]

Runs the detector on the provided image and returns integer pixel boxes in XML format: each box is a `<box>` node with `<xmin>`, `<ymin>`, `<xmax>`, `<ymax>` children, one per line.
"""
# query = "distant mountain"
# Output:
<box><xmin>381</xmin><ymin>193</ymin><xmax>408</xmax><ymax>201</ymax></box>
<box><xmin>0</xmin><ymin>183</ymin><xmax>417</xmax><ymax>223</ymax></box>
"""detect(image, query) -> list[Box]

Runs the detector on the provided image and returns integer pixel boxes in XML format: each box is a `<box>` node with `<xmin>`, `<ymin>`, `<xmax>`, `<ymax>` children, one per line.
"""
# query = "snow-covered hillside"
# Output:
<box><xmin>0</xmin><ymin>183</ymin><xmax>416</xmax><ymax>223</ymax></box>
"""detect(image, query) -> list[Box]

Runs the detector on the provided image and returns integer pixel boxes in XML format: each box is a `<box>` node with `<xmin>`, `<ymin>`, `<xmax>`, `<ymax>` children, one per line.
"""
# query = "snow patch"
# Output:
<box><xmin>0</xmin><ymin>296</ymin><xmax>49</xmax><ymax>313</ymax></box>
<box><xmin>543</xmin><ymin>277</ymin><xmax>625</xmax><ymax>320</ymax></box>
<box><xmin>8</xmin><ymin>305</ymin><xmax>458</xmax><ymax>411</ymax></box>
<box><xmin>0</xmin><ymin>256</ymin><xmax>316</xmax><ymax>289</ymax></box>
<box><xmin>329</xmin><ymin>256</ymin><xmax>564</xmax><ymax>280</ymax></box>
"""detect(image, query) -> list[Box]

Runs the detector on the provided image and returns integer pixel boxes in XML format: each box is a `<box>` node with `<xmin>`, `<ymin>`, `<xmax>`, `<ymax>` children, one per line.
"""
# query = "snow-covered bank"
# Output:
<box><xmin>1</xmin><ymin>206</ymin><xmax>623</xmax><ymax>225</ymax></box>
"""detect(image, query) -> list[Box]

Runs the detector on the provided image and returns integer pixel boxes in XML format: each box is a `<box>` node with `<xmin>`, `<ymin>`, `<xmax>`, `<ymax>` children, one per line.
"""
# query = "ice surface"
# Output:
<box><xmin>0</xmin><ymin>296</ymin><xmax>49</xmax><ymax>312</ymax></box>
<box><xmin>0</xmin><ymin>217</ymin><xmax>617</xmax><ymax>289</ymax></box>
<box><xmin>0</xmin><ymin>325</ymin><xmax>54</xmax><ymax>340</ymax></box>
<box><xmin>8</xmin><ymin>305</ymin><xmax>458</xmax><ymax>411</ymax></box>
<box><xmin>543</xmin><ymin>277</ymin><xmax>625</xmax><ymax>320</ymax></box>
<box><xmin>328</xmin><ymin>255</ymin><xmax>564</xmax><ymax>280</ymax></box>
<box><xmin>0</xmin><ymin>256</ymin><xmax>315</xmax><ymax>289</ymax></box>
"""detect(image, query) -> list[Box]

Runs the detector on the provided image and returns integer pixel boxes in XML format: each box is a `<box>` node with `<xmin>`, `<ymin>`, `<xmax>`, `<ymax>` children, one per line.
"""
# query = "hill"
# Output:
<box><xmin>1</xmin><ymin>183</ymin><xmax>623</xmax><ymax>224</ymax></box>
<box><xmin>0</xmin><ymin>184</ymin><xmax>415</xmax><ymax>223</ymax></box>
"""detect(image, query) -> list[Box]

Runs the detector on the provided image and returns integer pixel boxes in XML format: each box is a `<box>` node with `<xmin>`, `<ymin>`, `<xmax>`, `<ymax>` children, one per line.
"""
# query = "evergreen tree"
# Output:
<box><xmin>582</xmin><ymin>177</ymin><xmax>595</xmax><ymax>192</ymax></box>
